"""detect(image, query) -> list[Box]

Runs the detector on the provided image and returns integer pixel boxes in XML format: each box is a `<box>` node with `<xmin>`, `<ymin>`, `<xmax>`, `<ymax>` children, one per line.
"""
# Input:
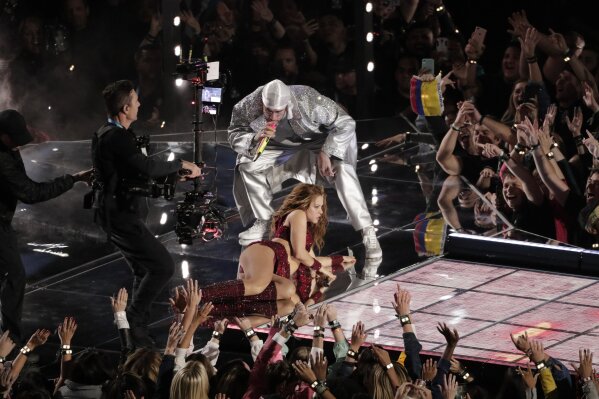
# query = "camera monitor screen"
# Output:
<box><xmin>202</xmin><ymin>87</ymin><xmax>222</xmax><ymax>103</ymax></box>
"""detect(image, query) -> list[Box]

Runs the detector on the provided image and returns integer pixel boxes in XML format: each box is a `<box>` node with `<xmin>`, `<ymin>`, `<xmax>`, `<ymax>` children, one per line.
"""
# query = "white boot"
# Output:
<box><xmin>362</xmin><ymin>225</ymin><xmax>382</xmax><ymax>259</ymax></box>
<box><xmin>238</xmin><ymin>219</ymin><xmax>270</xmax><ymax>244</ymax></box>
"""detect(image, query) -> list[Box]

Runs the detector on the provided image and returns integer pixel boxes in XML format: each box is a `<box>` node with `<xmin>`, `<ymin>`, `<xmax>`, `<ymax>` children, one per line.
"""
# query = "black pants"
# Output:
<box><xmin>0</xmin><ymin>224</ymin><xmax>26</xmax><ymax>343</ymax></box>
<box><xmin>105</xmin><ymin>216</ymin><xmax>175</xmax><ymax>327</ymax></box>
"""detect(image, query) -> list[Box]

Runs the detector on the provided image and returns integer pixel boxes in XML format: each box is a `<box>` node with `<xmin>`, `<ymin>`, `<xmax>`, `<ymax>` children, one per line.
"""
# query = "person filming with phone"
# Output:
<box><xmin>228</xmin><ymin>79</ymin><xmax>382</xmax><ymax>260</ymax></box>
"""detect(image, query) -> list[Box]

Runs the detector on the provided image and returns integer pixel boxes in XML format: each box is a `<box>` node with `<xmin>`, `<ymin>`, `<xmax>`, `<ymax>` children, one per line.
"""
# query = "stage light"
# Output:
<box><xmin>369</xmin><ymin>159</ymin><xmax>376</xmax><ymax>165</ymax></box>
<box><xmin>373</xmin><ymin>219</ymin><xmax>380</xmax><ymax>226</ymax></box>
<box><xmin>365</xmin><ymin>2</ymin><xmax>373</xmax><ymax>12</ymax></box>
<box><xmin>173</xmin><ymin>16</ymin><xmax>180</xmax><ymax>26</ymax></box>
<box><xmin>180</xmin><ymin>243</ymin><xmax>187</xmax><ymax>249</ymax></box>
<box><xmin>372</xmin><ymin>298</ymin><xmax>381</xmax><ymax>313</ymax></box>
<box><xmin>374</xmin><ymin>329</ymin><xmax>380</xmax><ymax>339</ymax></box>
<box><xmin>175</xmin><ymin>78</ymin><xmax>183</xmax><ymax>87</ymax></box>
<box><xmin>366</xmin><ymin>32</ymin><xmax>374</xmax><ymax>42</ymax></box>
<box><xmin>161</xmin><ymin>121</ymin><xmax>166</xmax><ymax>128</ymax></box>
<box><xmin>160</xmin><ymin>212</ymin><xmax>168</xmax><ymax>225</ymax></box>
<box><xmin>370</xmin><ymin>163</ymin><xmax>378</xmax><ymax>172</ymax></box>
<box><xmin>31</xmin><ymin>160</ymin><xmax>37</xmax><ymax>163</ymax></box>
<box><xmin>439</xmin><ymin>294</ymin><xmax>454</xmax><ymax>301</ymax></box>
<box><xmin>367</xmin><ymin>61</ymin><xmax>375</xmax><ymax>72</ymax></box>
<box><xmin>181</xmin><ymin>260</ymin><xmax>189</xmax><ymax>278</ymax></box>
<box><xmin>69</xmin><ymin>64</ymin><xmax>75</xmax><ymax>71</ymax></box>
<box><xmin>167</xmin><ymin>152</ymin><xmax>175</xmax><ymax>161</ymax></box>
<box><xmin>372</xmin><ymin>196</ymin><xmax>378</xmax><ymax>205</ymax></box>
<box><xmin>415</xmin><ymin>165</ymin><xmax>420</xmax><ymax>172</ymax></box>
<box><xmin>174</xmin><ymin>45</ymin><xmax>181</xmax><ymax>56</ymax></box>
<box><xmin>361</xmin><ymin>143</ymin><xmax>369</xmax><ymax>150</ymax></box>
<box><xmin>52</xmin><ymin>148</ymin><xmax>58</xmax><ymax>152</ymax></box>
<box><xmin>48</xmin><ymin>105</ymin><xmax>52</xmax><ymax>110</ymax></box>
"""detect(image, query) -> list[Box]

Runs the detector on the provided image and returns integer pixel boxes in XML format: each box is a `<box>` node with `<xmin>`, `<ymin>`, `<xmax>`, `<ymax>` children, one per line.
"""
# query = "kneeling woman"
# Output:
<box><xmin>199</xmin><ymin>183</ymin><xmax>355</xmax><ymax>325</ymax></box>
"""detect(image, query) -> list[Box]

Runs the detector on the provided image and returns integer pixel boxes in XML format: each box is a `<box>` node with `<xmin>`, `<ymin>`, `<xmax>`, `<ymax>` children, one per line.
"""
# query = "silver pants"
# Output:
<box><xmin>234</xmin><ymin>148</ymin><xmax>372</xmax><ymax>231</ymax></box>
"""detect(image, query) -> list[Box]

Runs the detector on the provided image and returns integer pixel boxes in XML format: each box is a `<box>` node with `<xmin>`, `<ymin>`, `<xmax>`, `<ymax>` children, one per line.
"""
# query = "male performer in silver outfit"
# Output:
<box><xmin>228</xmin><ymin>79</ymin><xmax>382</xmax><ymax>259</ymax></box>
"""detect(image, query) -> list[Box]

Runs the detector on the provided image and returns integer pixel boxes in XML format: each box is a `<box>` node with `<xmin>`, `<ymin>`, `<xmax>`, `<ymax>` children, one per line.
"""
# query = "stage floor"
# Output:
<box><xmin>284</xmin><ymin>258</ymin><xmax>599</xmax><ymax>368</ymax></box>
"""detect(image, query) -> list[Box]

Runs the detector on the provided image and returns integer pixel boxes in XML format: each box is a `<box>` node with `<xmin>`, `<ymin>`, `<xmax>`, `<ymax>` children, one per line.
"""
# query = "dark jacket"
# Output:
<box><xmin>0</xmin><ymin>146</ymin><xmax>74</xmax><ymax>224</ymax></box>
<box><xmin>91</xmin><ymin>123</ymin><xmax>181</xmax><ymax>219</ymax></box>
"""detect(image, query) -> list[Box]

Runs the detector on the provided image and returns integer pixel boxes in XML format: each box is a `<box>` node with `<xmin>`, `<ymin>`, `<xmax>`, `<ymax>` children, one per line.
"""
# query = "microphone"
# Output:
<box><xmin>253</xmin><ymin>122</ymin><xmax>277</xmax><ymax>161</ymax></box>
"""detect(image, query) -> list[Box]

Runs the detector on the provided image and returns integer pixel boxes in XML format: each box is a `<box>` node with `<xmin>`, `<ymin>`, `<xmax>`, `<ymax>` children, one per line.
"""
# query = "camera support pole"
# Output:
<box><xmin>191</xmin><ymin>79</ymin><xmax>204</xmax><ymax>193</ymax></box>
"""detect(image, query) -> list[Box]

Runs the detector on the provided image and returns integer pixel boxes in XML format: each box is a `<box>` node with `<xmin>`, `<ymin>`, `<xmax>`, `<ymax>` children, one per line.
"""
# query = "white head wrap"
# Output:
<box><xmin>262</xmin><ymin>79</ymin><xmax>294</xmax><ymax>118</ymax></box>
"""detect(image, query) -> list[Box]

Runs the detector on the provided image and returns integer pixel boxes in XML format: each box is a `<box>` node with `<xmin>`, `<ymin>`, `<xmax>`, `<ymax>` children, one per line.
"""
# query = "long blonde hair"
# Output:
<box><xmin>271</xmin><ymin>184</ymin><xmax>328</xmax><ymax>251</ymax></box>
<box><xmin>170</xmin><ymin>361</ymin><xmax>210</xmax><ymax>399</ymax></box>
<box><xmin>122</xmin><ymin>348</ymin><xmax>161</xmax><ymax>383</ymax></box>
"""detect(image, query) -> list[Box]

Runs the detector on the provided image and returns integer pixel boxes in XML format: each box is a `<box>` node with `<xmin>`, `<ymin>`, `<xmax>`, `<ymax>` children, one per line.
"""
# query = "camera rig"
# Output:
<box><xmin>172</xmin><ymin>57</ymin><xmax>228</xmax><ymax>245</ymax></box>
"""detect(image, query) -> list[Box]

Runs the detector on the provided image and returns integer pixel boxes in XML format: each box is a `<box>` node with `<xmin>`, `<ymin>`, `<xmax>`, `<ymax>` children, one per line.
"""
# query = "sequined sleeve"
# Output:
<box><xmin>228</xmin><ymin>86</ymin><xmax>264</xmax><ymax>159</ymax></box>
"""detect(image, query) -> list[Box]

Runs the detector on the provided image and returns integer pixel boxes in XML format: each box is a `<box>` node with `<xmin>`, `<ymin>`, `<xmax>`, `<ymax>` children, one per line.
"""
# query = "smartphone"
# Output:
<box><xmin>472</xmin><ymin>26</ymin><xmax>487</xmax><ymax>45</ymax></box>
<box><xmin>421</xmin><ymin>58</ymin><xmax>435</xmax><ymax>74</ymax></box>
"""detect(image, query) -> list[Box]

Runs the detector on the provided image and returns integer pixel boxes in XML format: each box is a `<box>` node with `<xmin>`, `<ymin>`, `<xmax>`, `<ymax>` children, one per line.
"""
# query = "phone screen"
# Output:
<box><xmin>472</xmin><ymin>26</ymin><xmax>487</xmax><ymax>45</ymax></box>
<box><xmin>421</xmin><ymin>58</ymin><xmax>435</xmax><ymax>74</ymax></box>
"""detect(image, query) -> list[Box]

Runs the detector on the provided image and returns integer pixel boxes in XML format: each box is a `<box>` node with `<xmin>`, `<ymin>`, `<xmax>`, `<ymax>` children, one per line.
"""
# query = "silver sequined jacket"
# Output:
<box><xmin>228</xmin><ymin>85</ymin><xmax>357</xmax><ymax>166</ymax></box>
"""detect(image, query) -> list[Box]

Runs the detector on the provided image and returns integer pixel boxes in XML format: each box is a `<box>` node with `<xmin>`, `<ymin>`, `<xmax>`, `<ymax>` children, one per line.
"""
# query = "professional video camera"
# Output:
<box><xmin>172</xmin><ymin>57</ymin><xmax>229</xmax><ymax>245</ymax></box>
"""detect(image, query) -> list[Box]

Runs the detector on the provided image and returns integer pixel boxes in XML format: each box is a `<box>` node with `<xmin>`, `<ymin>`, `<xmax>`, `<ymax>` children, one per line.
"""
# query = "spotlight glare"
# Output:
<box><xmin>181</xmin><ymin>260</ymin><xmax>189</xmax><ymax>279</ymax></box>
<box><xmin>52</xmin><ymin>148</ymin><xmax>58</xmax><ymax>152</ymax></box>
<box><xmin>173</xmin><ymin>16</ymin><xmax>181</xmax><ymax>26</ymax></box>
<box><xmin>160</xmin><ymin>121</ymin><xmax>166</xmax><ymax>128</ymax></box>
<box><xmin>366</xmin><ymin>32</ymin><xmax>374</xmax><ymax>42</ymax></box>
<box><xmin>367</xmin><ymin>61</ymin><xmax>375</xmax><ymax>72</ymax></box>
<box><xmin>361</xmin><ymin>143</ymin><xmax>370</xmax><ymax>150</ymax></box>
<box><xmin>369</xmin><ymin>159</ymin><xmax>376</xmax><ymax>165</ymax></box>
<box><xmin>370</xmin><ymin>163</ymin><xmax>378</xmax><ymax>172</ymax></box>
<box><xmin>167</xmin><ymin>152</ymin><xmax>175</xmax><ymax>161</ymax></box>
<box><xmin>373</xmin><ymin>219</ymin><xmax>380</xmax><ymax>226</ymax></box>
<box><xmin>69</xmin><ymin>64</ymin><xmax>75</xmax><ymax>71</ymax></box>
<box><xmin>48</xmin><ymin>105</ymin><xmax>52</xmax><ymax>110</ymax></box>
<box><xmin>174</xmin><ymin>45</ymin><xmax>181</xmax><ymax>56</ymax></box>
<box><xmin>160</xmin><ymin>212</ymin><xmax>168</xmax><ymax>225</ymax></box>
<box><xmin>372</xmin><ymin>196</ymin><xmax>378</xmax><ymax>205</ymax></box>
<box><xmin>371</xmin><ymin>188</ymin><xmax>378</xmax><ymax>195</ymax></box>
<box><xmin>175</xmin><ymin>78</ymin><xmax>183</xmax><ymax>87</ymax></box>
<box><xmin>365</xmin><ymin>2</ymin><xmax>373</xmax><ymax>12</ymax></box>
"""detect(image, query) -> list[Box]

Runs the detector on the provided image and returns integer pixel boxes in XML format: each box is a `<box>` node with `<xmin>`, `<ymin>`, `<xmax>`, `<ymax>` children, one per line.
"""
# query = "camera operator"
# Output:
<box><xmin>92</xmin><ymin>80</ymin><xmax>201</xmax><ymax>348</ymax></box>
<box><xmin>0</xmin><ymin>109</ymin><xmax>92</xmax><ymax>345</ymax></box>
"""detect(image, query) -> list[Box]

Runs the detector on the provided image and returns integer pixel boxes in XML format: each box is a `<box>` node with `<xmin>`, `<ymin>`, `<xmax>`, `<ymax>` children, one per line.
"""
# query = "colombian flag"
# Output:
<box><xmin>410</xmin><ymin>74</ymin><xmax>444</xmax><ymax>116</ymax></box>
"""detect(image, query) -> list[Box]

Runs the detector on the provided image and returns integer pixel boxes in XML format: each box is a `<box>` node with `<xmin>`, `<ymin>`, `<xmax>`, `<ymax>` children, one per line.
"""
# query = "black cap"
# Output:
<box><xmin>0</xmin><ymin>109</ymin><xmax>33</xmax><ymax>146</ymax></box>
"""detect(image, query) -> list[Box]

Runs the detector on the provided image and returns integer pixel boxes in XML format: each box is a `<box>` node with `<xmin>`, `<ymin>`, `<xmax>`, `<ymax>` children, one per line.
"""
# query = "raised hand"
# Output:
<box><xmin>548</xmin><ymin>28</ymin><xmax>568</xmax><ymax>54</ymax></box>
<box><xmin>376</xmin><ymin>133</ymin><xmax>407</xmax><ymax>148</ymax></box>
<box><xmin>311</xmin><ymin>351</ymin><xmax>328</xmax><ymax>381</ymax></box>
<box><xmin>519</xmin><ymin>27</ymin><xmax>540</xmax><ymax>58</ymax></box>
<box><xmin>326</xmin><ymin>304</ymin><xmax>338</xmax><ymax>322</ymax></box>
<box><xmin>165</xmin><ymin>321</ymin><xmax>186</xmax><ymax>354</ymax></box>
<box><xmin>441</xmin><ymin>71</ymin><xmax>456</xmax><ymax>94</ymax></box>
<box><xmin>392</xmin><ymin>284</ymin><xmax>411</xmax><ymax>315</ymax></box>
<box><xmin>181</xmin><ymin>9</ymin><xmax>201</xmax><ymax>34</ymax></box>
<box><xmin>583</xmin><ymin>130</ymin><xmax>599</xmax><ymax>158</ymax></box>
<box><xmin>570</xmin><ymin>348</ymin><xmax>593</xmax><ymax>379</ymax></box>
<box><xmin>510</xmin><ymin>330</ymin><xmax>531</xmax><ymax>353</ymax></box>
<box><xmin>234</xmin><ymin>316</ymin><xmax>253</xmax><ymax>331</ymax></box>
<box><xmin>57</xmin><ymin>317</ymin><xmax>77</xmax><ymax>345</ymax></box>
<box><xmin>507</xmin><ymin>10</ymin><xmax>533</xmax><ymax>38</ymax></box>
<box><xmin>27</xmin><ymin>329</ymin><xmax>51</xmax><ymax>349</ymax></box>
<box><xmin>351</xmin><ymin>321</ymin><xmax>368</xmax><ymax>349</ymax></box>
<box><xmin>301</xmin><ymin>19</ymin><xmax>319</xmax><ymax>38</ymax></box>
<box><xmin>111</xmin><ymin>287</ymin><xmax>128</xmax><ymax>313</ymax></box>
<box><xmin>480</xmin><ymin>143</ymin><xmax>503</xmax><ymax>159</ymax></box>
<box><xmin>192</xmin><ymin>302</ymin><xmax>214</xmax><ymax>326</ymax></box>
<box><xmin>371</xmin><ymin>344</ymin><xmax>393</xmax><ymax>367</ymax></box>
<box><xmin>529</xmin><ymin>340</ymin><xmax>545</xmax><ymax>363</ymax></box>
<box><xmin>583</xmin><ymin>81</ymin><xmax>599</xmax><ymax>112</ymax></box>
<box><xmin>518</xmin><ymin>363</ymin><xmax>539</xmax><ymax>389</ymax></box>
<box><xmin>437</xmin><ymin>322</ymin><xmax>459</xmax><ymax>347</ymax></box>
<box><xmin>213</xmin><ymin>318</ymin><xmax>229</xmax><ymax>335</ymax></box>
<box><xmin>314</xmin><ymin>304</ymin><xmax>328</xmax><ymax>328</ymax></box>
<box><xmin>186</xmin><ymin>279</ymin><xmax>202</xmax><ymax>309</ymax></box>
<box><xmin>441</xmin><ymin>373</ymin><xmax>458</xmax><ymax>399</ymax></box>
<box><xmin>565</xmin><ymin>107</ymin><xmax>583</xmax><ymax>135</ymax></box>
<box><xmin>0</xmin><ymin>367</ymin><xmax>16</xmax><ymax>393</ymax></box>
<box><xmin>251</xmin><ymin>0</ymin><xmax>274</xmax><ymax>23</ymax></box>
<box><xmin>543</xmin><ymin>104</ymin><xmax>557</xmax><ymax>132</ymax></box>
<box><xmin>449</xmin><ymin>357</ymin><xmax>462</xmax><ymax>374</ymax></box>
<box><xmin>292</xmin><ymin>360</ymin><xmax>317</xmax><ymax>383</ymax></box>
<box><xmin>169</xmin><ymin>285</ymin><xmax>188</xmax><ymax>315</ymax></box>
<box><xmin>0</xmin><ymin>331</ymin><xmax>15</xmax><ymax>358</ymax></box>
<box><xmin>292</xmin><ymin>302</ymin><xmax>311</xmax><ymax>327</ymax></box>
<box><xmin>422</xmin><ymin>358</ymin><xmax>438</xmax><ymax>381</ymax></box>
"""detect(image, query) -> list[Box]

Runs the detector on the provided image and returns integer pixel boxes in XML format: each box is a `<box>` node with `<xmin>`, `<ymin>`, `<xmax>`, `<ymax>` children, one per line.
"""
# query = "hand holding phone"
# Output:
<box><xmin>471</xmin><ymin>26</ymin><xmax>487</xmax><ymax>47</ymax></box>
<box><xmin>421</xmin><ymin>58</ymin><xmax>435</xmax><ymax>74</ymax></box>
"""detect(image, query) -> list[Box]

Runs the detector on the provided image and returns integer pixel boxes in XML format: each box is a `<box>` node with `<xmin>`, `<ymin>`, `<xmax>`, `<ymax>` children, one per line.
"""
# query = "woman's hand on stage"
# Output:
<box><xmin>350</xmin><ymin>321</ymin><xmax>367</xmax><ymax>351</ymax></box>
<box><xmin>169</xmin><ymin>285</ymin><xmax>188</xmax><ymax>315</ymax></box>
<box><xmin>57</xmin><ymin>317</ymin><xmax>78</xmax><ymax>346</ymax></box>
<box><xmin>111</xmin><ymin>287</ymin><xmax>128</xmax><ymax>313</ymax></box>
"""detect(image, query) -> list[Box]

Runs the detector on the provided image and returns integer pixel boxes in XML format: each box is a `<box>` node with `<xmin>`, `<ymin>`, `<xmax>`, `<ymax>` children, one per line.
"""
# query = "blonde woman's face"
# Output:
<box><xmin>306</xmin><ymin>195</ymin><xmax>324</xmax><ymax>224</ymax></box>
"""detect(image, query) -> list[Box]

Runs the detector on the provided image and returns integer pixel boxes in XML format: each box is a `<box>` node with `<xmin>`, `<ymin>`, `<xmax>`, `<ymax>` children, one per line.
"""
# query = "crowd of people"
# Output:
<box><xmin>2</xmin><ymin>0</ymin><xmax>599</xmax><ymax>397</ymax></box>
<box><xmin>0</xmin><ymin>282</ymin><xmax>596</xmax><ymax>398</ymax></box>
